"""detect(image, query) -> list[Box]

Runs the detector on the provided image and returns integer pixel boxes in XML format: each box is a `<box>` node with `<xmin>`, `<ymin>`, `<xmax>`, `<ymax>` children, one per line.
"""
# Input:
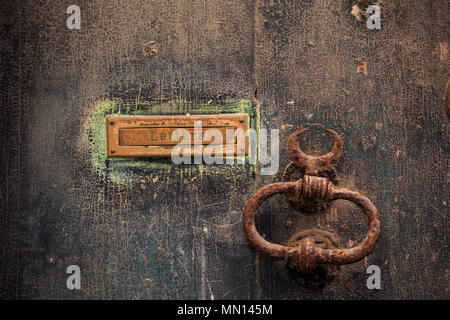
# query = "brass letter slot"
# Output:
<box><xmin>106</xmin><ymin>114</ymin><xmax>249</xmax><ymax>158</ymax></box>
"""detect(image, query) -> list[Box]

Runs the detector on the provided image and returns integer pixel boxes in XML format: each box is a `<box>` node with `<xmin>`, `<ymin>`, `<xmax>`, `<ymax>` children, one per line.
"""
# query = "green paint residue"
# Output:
<box><xmin>85</xmin><ymin>99</ymin><xmax>117</xmax><ymax>180</ymax></box>
<box><xmin>84</xmin><ymin>98</ymin><xmax>257</xmax><ymax>184</ymax></box>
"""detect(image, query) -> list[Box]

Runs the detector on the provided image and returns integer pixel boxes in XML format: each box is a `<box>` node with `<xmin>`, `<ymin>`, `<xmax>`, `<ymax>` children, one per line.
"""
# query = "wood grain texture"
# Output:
<box><xmin>1</xmin><ymin>0</ymin><xmax>448</xmax><ymax>299</ymax></box>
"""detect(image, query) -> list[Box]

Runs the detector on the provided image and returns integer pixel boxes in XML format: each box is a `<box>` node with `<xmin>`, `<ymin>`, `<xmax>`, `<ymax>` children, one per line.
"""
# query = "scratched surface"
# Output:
<box><xmin>0</xmin><ymin>0</ymin><xmax>448</xmax><ymax>299</ymax></box>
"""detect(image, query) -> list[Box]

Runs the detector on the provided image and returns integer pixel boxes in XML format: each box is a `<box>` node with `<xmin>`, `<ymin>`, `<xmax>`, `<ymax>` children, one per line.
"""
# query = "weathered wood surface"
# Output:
<box><xmin>1</xmin><ymin>0</ymin><xmax>448</xmax><ymax>299</ymax></box>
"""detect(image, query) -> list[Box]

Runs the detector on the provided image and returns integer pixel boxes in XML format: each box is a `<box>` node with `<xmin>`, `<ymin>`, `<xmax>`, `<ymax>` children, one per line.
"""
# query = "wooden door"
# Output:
<box><xmin>1</xmin><ymin>0</ymin><xmax>448</xmax><ymax>299</ymax></box>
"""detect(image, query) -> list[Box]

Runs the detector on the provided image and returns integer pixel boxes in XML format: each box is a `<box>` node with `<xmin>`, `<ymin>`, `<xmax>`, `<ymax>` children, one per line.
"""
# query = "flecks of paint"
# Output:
<box><xmin>351</xmin><ymin>5</ymin><xmax>363</xmax><ymax>21</ymax></box>
<box><xmin>357</xmin><ymin>62</ymin><xmax>368</xmax><ymax>75</ymax></box>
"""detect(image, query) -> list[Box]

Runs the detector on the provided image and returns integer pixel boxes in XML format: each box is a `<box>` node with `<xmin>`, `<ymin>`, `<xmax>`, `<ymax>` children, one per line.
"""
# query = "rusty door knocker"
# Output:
<box><xmin>242</xmin><ymin>128</ymin><xmax>380</xmax><ymax>274</ymax></box>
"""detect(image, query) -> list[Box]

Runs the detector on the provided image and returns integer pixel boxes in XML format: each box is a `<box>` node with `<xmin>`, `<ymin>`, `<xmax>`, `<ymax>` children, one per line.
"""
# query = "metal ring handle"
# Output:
<box><xmin>242</xmin><ymin>176</ymin><xmax>380</xmax><ymax>273</ymax></box>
